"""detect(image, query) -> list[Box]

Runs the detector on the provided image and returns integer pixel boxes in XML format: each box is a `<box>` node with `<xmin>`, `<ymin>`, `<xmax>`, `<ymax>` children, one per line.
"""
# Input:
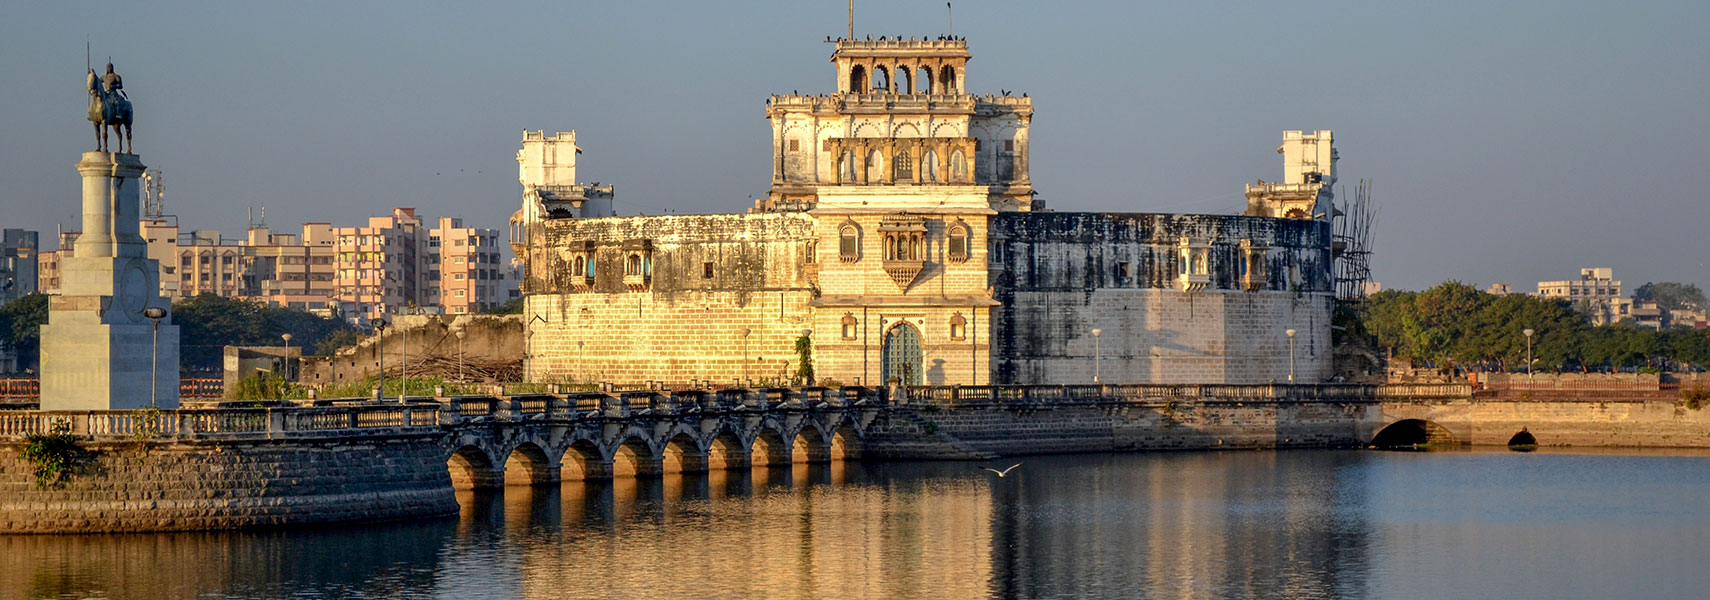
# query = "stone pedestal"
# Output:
<box><xmin>40</xmin><ymin>152</ymin><xmax>179</xmax><ymax>410</ymax></box>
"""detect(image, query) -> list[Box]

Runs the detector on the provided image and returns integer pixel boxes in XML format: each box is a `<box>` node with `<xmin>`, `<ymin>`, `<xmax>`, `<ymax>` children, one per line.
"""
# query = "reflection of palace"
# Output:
<box><xmin>512</xmin><ymin>34</ymin><xmax>1339</xmax><ymax>387</ymax></box>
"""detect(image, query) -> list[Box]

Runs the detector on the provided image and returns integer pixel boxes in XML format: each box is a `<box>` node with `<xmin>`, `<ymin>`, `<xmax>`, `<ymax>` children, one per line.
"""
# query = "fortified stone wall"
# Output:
<box><xmin>990</xmin><ymin>213</ymin><xmax>1335</xmax><ymax>385</ymax></box>
<box><xmin>522</xmin><ymin>213</ymin><xmax>817</xmax><ymax>385</ymax></box>
<box><xmin>0</xmin><ymin>435</ymin><xmax>456</xmax><ymax>533</ymax></box>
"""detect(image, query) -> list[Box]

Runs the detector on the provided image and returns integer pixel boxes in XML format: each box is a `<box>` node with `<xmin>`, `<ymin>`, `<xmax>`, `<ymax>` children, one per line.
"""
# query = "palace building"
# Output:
<box><xmin>511</xmin><ymin>36</ymin><xmax>1336</xmax><ymax>387</ymax></box>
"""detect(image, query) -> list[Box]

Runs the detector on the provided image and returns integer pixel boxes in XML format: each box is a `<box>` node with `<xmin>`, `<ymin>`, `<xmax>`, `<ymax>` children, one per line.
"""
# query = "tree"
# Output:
<box><xmin>485</xmin><ymin>297</ymin><xmax>524</xmax><ymax>315</ymax></box>
<box><xmin>1633</xmin><ymin>282</ymin><xmax>1706</xmax><ymax>311</ymax></box>
<box><xmin>0</xmin><ymin>294</ymin><xmax>49</xmax><ymax>370</ymax></box>
<box><xmin>172</xmin><ymin>294</ymin><xmax>356</xmax><ymax>372</ymax></box>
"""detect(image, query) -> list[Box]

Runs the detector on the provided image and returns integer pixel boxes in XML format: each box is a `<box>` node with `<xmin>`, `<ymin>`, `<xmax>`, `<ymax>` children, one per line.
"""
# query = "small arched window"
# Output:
<box><xmin>867</xmin><ymin>150</ymin><xmax>884</xmax><ymax>182</ymax></box>
<box><xmin>849</xmin><ymin>65</ymin><xmax>867</xmax><ymax>93</ymax></box>
<box><xmin>949</xmin><ymin>313</ymin><xmax>967</xmax><ymax>341</ymax></box>
<box><xmin>873</xmin><ymin>66</ymin><xmax>890</xmax><ymax>92</ymax></box>
<box><xmin>626</xmin><ymin>254</ymin><xmax>643</xmax><ymax>276</ymax></box>
<box><xmin>897</xmin><ymin>66</ymin><xmax>912</xmax><ymax>93</ymax></box>
<box><xmin>922</xmin><ymin>149</ymin><xmax>939</xmax><ymax>182</ymax></box>
<box><xmin>921</xmin><ymin>68</ymin><xmax>934</xmax><ymax>94</ymax></box>
<box><xmin>893</xmin><ymin>150</ymin><xmax>913</xmax><ymax>181</ymax></box>
<box><xmin>842</xmin><ymin>150</ymin><xmax>857</xmax><ymax>181</ymax></box>
<box><xmin>947</xmin><ymin>222</ymin><xmax>969</xmax><ymax>262</ymax></box>
<box><xmin>839</xmin><ymin>222</ymin><xmax>860</xmax><ymax>262</ymax></box>
<box><xmin>940</xmin><ymin>66</ymin><xmax>956</xmax><ymax>93</ymax></box>
<box><xmin>949</xmin><ymin>149</ymin><xmax>967</xmax><ymax>181</ymax></box>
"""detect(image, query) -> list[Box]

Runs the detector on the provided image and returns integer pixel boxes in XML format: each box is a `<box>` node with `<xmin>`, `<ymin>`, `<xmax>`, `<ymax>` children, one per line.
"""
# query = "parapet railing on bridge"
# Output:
<box><xmin>0</xmin><ymin>404</ymin><xmax>443</xmax><ymax>443</ymax></box>
<box><xmin>0</xmin><ymin>377</ymin><xmax>224</xmax><ymax>400</ymax></box>
<box><xmin>0</xmin><ymin>383</ymin><xmax>1475</xmax><ymax>442</ymax></box>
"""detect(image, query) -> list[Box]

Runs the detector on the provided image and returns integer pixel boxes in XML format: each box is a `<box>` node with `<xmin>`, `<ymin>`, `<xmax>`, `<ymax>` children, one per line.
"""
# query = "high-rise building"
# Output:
<box><xmin>333</xmin><ymin>208</ymin><xmax>426</xmax><ymax>323</ymax></box>
<box><xmin>1537</xmin><ymin>268</ymin><xmax>1623</xmax><ymax>325</ymax></box>
<box><xmin>428</xmin><ymin>217</ymin><xmax>516</xmax><ymax>314</ymax></box>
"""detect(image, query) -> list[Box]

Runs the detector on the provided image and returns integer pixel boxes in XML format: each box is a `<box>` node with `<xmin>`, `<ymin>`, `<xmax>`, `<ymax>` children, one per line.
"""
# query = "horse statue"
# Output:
<box><xmin>86</xmin><ymin>62</ymin><xmax>133</xmax><ymax>153</ymax></box>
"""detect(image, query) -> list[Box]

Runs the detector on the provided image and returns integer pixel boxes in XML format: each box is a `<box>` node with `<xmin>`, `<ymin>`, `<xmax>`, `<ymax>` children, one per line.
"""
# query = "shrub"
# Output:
<box><xmin>21</xmin><ymin>421</ymin><xmax>94</xmax><ymax>488</ymax></box>
<box><xmin>1683</xmin><ymin>387</ymin><xmax>1709</xmax><ymax>411</ymax></box>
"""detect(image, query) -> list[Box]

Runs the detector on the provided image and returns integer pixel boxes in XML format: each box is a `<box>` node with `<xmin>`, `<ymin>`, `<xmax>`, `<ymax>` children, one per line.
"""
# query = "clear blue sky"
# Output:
<box><xmin>2</xmin><ymin>0</ymin><xmax>1706</xmax><ymax>293</ymax></box>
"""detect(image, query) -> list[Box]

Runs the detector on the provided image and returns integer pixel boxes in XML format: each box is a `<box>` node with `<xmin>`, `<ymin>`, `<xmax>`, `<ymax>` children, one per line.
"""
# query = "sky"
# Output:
<box><xmin>2</xmin><ymin>0</ymin><xmax>1706</xmax><ymax>293</ymax></box>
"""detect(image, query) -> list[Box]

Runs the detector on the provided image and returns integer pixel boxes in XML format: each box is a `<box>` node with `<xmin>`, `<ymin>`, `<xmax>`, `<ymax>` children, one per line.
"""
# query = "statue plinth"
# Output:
<box><xmin>40</xmin><ymin>151</ymin><xmax>179</xmax><ymax>410</ymax></box>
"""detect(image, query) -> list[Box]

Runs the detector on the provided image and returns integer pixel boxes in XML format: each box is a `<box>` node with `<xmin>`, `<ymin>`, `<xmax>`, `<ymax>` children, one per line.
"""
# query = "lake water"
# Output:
<box><xmin>4</xmin><ymin>448</ymin><xmax>1708</xmax><ymax>599</ymax></box>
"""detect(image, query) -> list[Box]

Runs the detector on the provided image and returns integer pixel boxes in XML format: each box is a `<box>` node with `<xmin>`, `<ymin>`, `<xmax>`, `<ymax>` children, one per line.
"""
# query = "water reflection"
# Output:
<box><xmin>6</xmin><ymin>450</ymin><xmax>1710</xmax><ymax>599</ymax></box>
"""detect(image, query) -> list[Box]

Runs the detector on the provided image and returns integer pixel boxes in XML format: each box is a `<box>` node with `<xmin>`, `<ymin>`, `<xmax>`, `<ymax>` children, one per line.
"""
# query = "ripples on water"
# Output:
<box><xmin>5</xmin><ymin>449</ymin><xmax>1709</xmax><ymax>600</ymax></box>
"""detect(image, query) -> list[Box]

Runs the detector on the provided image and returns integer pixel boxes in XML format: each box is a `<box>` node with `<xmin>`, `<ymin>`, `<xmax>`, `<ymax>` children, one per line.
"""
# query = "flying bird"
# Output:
<box><xmin>981</xmin><ymin>463</ymin><xmax>1022</xmax><ymax>477</ymax></box>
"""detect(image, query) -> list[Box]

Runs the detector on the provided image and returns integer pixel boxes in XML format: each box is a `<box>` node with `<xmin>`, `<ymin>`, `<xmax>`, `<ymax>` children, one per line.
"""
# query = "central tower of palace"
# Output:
<box><xmin>759</xmin><ymin>37</ymin><xmax>1034</xmax><ymax>212</ymax></box>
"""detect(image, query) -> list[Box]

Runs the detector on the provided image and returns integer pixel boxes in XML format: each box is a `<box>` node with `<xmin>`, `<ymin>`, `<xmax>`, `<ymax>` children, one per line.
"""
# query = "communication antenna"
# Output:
<box><xmin>847</xmin><ymin>0</ymin><xmax>854</xmax><ymax>40</ymax></box>
<box><xmin>86</xmin><ymin>37</ymin><xmax>91</xmax><ymax>72</ymax></box>
<box><xmin>948</xmin><ymin>3</ymin><xmax>953</xmax><ymax>37</ymax></box>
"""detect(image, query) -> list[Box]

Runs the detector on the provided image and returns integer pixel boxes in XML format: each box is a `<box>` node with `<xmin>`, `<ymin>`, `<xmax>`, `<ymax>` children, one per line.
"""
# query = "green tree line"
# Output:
<box><xmin>1352</xmin><ymin>282</ymin><xmax>1710</xmax><ymax>371</ymax></box>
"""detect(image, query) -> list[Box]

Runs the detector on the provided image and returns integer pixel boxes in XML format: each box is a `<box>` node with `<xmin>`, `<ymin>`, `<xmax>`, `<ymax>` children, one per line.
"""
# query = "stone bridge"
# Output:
<box><xmin>5</xmin><ymin>382</ymin><xmax>1708</xmax><ymax>533</ymax></box>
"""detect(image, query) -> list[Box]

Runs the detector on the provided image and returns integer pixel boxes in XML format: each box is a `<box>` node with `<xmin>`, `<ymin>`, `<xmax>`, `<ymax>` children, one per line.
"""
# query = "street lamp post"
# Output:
<box><xmin>372</xmin><ymin>318</ymin><xmax>389</xmax><ymax>402</ymax></box>
<box><xmin>281</xmin><ymin>333</ymin><xmax>293</xmax><ymax>382</ymax></box>
<box><xmin>1523</xmin><ymin>328</ymin><xmax>1535</xmax><ymax>382</ymax></box>
<box><xmin>399</xmin><ymin>308</ymin><xmax>410</xmax><ymax>400</ymax></box>
<box><xmin>1285</xmin><ymin>328</ymin><xmax>1298</xmax><ymax>383</ymax></box>
<box><xmin>143</xmin><ymin>307</ymin><xmax>167</xmax><ymax>407</ymax></box>
<box><xmin>456</xmin><ymin>329</ymin><xmax>467</xmax><ymax>383</ymax></box>
<box><xmin>1091</xmin><ymin>328</ymin><xmax>1103</xmax><ymax>384</ymax></box>
<box><xmin>741</xmin><ymin>328</ymin><xmax>752</xmax><ymax>385</ymax></box>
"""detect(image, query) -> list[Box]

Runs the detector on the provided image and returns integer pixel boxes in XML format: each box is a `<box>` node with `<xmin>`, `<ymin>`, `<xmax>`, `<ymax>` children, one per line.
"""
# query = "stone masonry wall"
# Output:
<box><xmin>523</xmin><ymin>213</ymin><xmax>817</xmax><ymax>385</ymax></box>
<box><xmin>991</xmin><ymin>213</ymin><xmax>1335</xmax><ymax>385</ymax></box>
<box><xmin>0</xmin><ymin>434</ymin><xmax>457</xmax><ymax>534</ymax></box>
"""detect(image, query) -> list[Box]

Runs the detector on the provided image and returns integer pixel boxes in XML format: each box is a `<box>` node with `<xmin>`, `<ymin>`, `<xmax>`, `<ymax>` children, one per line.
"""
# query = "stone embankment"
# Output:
<box><xmin>0</xmin><ymin>407</ymin><xmax>456</xmax><ymax>534</ymax></box>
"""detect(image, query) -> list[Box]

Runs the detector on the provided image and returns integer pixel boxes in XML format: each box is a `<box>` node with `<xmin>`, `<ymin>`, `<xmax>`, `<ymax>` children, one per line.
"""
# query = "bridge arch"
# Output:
<box><xmin>448</xmin><ymin>445</ymin><xmax>501</xmax><ymax>490</ymax></box>
<box><xmin>1371</xmin><ymin>419</ymin><xmax>1462</xmax><ymax>449</ymax></box>
<box><xmin>612</xmin><ymin>436</ymin><xmax>662</xmax><ymax>478</ymax></box>
<box><xmin>753</xmin><ymin>429</ymin><xmax>791</xmax><ymax>467</ymax></box>
<box><xmin>663</xmin><ymin>432</ymin><xmax>707</xmax><ymax>474</ymax></box>
<box><xmin>831</xmin><ymin>426</ymin><xmax>861</xmax><ymax>461</ymax></box>
<box><xmin>560</xmin><ymin>439</ymin><xmax>605</xmax><ymax>481</ymax></box>
<box><xmin>502</xmin><ymin>442</ymin><xmax>556</xmax><ymax>486</ymax></box>
<box><xmin>708</xmin><ymin>431</ymin><xmax>747</xmax><ymax>470</ymax></box>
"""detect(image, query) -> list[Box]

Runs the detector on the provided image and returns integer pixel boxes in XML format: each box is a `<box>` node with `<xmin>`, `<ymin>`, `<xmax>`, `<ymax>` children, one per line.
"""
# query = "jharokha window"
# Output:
<box><xmin>947</xmin><ymin>220</ymin><xmax>970</xmax><ymax>263</ymax></box>
<box><xmin>949</xmin><ymin>313</ymin><xmax>967</xmax><ymax>340</ymax></box>
<box><xmin>842</xmin><ymin>313</ymin><xmax>859</xmax><ymax>340</ymax></box>
<box><xmin>839</xmin><ymin>221</ymin><xmax>861</xmax><ymax>262</ymax></box>
<box><xmin>893</xmin><ymin>150</ymin><xmax>913</xmax><ymax>181</ymax></box>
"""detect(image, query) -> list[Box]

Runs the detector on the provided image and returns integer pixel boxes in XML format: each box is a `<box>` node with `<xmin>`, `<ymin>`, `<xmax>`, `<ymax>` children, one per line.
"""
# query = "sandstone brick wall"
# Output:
<box><xmin>0</xmin><ymin>435</ymin><xmax>457</xmax><ymax>533</ymax></box>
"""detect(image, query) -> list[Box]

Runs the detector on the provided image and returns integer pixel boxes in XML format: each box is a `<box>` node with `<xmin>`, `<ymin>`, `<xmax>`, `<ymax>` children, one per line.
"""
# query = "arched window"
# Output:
<box><xmin>839</xmin><ymin>222</ymin><xmax>860</xmax><ymax>262</ymax></box>
<box><xmin>893</xmin><ymin>150</ymin><xmax>913</xmax><ymax>181</ymax></box>
<box><xmin>849</xmin><ymin>65</ymin><xmax>867</xmax><ymax>93</ymax></box>
<box><xmin>949</xmin><ymin>313</ymin><xmax>967</xmax><ymax>340</ymax></box>
<box><xmin>841</xmin><ymin>150</ymin><xmax>857</xmax><ymax>182</ymax></box>
<box><xmin>873</xmin><ymin>66</ymin><xmax>889</xmax><ymax>92</ymax></box>
<box><xmin>867</xmin><ymin>150</ymin><xmax>883</xmax><ymax>182</ymax></box>
<box><xmin>922</xmin><ymin>149</ymin><xmax>939</xmax><ymax>182</ymax></box>
<box><xmin>940</xmin><ymin>66</ymin><xmax>956</xmax><ymax>93</ymax></box>
<box><xmin>921</xmin><ymin>68</ymin><xmax>933</xmax><ymax>94</ymax></box>
<box><xmin>949</xmin><ymin>149</ymin><xmax>967</xmax><ymax>181</ymax></box>
<box><xmin>626</xmin><ymin>254</ymin><xmax>643</xmax><ymax>276</ymax></box>
<box><xmin>897</xmin><ymin>66</ymin><xmax>912</xmax><ymax>94</ymax></box>
<box><xmin>947</xmin><ymin>222</ymin><xmax>969</xmax><ymax>262</ymax></box>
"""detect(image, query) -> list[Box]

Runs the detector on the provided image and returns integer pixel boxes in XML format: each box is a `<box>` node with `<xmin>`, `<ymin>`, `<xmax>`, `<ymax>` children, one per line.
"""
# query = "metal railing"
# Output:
<box><xmin>0</xmin><ymin>378</ymin><xmax>224</xmax><ymax>400</ymax></box>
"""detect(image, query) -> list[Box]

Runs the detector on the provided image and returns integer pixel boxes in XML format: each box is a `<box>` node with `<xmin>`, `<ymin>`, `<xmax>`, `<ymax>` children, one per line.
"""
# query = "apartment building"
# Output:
<box><xmin>428</xmin><ymin>217</ymin><xmax>517</xmax><ymax>314</ymax></box>
<box><xmin>333</xmin><ymin>208</ymin><xmax>426</xmax><ymax>323</ymax></box>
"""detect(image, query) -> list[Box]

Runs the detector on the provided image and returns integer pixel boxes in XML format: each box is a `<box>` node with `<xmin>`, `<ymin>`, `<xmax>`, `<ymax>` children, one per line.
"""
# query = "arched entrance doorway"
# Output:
<box><xmin>883</xmin><ymin>322</ymin><xmax>923</xmax><ymax>385</ymax></box>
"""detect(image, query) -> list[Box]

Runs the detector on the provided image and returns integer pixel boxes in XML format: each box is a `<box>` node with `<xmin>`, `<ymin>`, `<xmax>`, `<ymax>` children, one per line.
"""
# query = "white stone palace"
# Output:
<box><xmin>511</xmin><ymin>35</ymin><xmax>1337</xmax><ymax>387</ymax></box>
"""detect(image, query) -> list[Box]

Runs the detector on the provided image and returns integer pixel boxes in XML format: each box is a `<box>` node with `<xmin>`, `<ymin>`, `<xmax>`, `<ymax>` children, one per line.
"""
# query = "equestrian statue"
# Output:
<box><xmin>87</xmin><ymin>61</ymin><xmax>133</xmax><ymax>153</ymax></box>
